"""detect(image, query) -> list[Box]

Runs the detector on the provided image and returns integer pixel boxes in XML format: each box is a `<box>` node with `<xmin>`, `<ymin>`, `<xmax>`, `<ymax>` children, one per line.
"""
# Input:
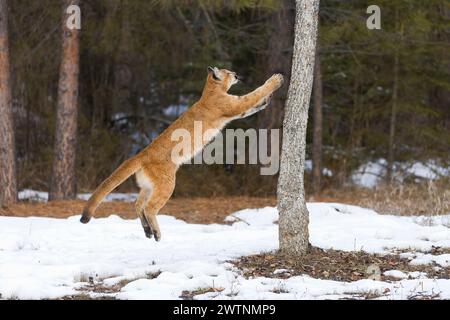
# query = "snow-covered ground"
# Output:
<box><xmin>1</xmin><ymin>197</ymin><xmax>449</xmax><ymax>300</ymax></box>
<box><xmin>351</xmin><ymin>159</ymin><xmax>450</xmax><ymax>188</ymax></box>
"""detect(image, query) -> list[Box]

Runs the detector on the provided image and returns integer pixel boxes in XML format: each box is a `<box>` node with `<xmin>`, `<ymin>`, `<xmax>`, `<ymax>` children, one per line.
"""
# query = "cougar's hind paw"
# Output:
<box><xmin>80</xmin><ymin>215</ymin><xmax>91</xmax><ymax>224</ymax></box>
<box><xmin>154</xmin><ymin>230</ymin><xmax>161</xmax><ymax>242</ymax></box>
<box><xmin>145</xmin><ymin>227</ymin><xmax>161</xmax><ymax>242</ymax></box>
<box><xmin>143</xmin><ymin>226</ymin><xmax>153</xmax><ymax>239</ymax></box>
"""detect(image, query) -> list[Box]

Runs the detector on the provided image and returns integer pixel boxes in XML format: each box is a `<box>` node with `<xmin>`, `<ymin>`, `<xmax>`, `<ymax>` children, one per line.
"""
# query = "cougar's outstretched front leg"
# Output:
<box><xmin>239</xmin><ymin>94</ymin><xmax>273</xmax><ymax>118</ymax></box>
<box><xmin>227</xmin><ymin>74</ymin><xmax>284</xmax><ymax>117</ymax></box>
<box><xmin>140</xmin><ymin>165</ymin><xmax>176</xmax><ymax>242</ymax></box>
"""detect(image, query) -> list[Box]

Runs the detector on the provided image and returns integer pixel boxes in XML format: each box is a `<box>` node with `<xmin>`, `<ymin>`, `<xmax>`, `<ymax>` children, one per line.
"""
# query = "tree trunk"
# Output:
<box><xmin>257</xmin><ymin>0</ymin><xmax>295</xmax><ymax>132</ymax></box>
<box><xmin>278</xmin><ymin>0</ymin><xmax>319</xmax><ymax>256</ymax></box>
<box><xmin>0</xmin><ymin>0</ymin><xmax>17</xmax><ymax>206</ymax></box>
<box><xmin>312</xmin><ymin>51</ymin><xmax>323</xmax><ymax>194</ymax></box>
<box><xmin>387</xmin><ymin>52</ymin><xmax>398</xmax><ymax>183</ymax></box>
<box><xmin>387</xmin><ymin>11</ymin><xmax>401</xmax><ymax>183</ymax></box>
<box><xmin>49</xmin><ymin>0</ymin><xmax>80</xmax><ymax>200</ymax></box>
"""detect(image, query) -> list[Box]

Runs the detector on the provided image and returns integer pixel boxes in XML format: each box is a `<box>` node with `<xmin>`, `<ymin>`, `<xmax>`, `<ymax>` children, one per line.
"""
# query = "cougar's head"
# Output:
<box><xmin>207</xmin><ymin>66</ymin><xmax>242</xmax><ymax>91</ymax></box>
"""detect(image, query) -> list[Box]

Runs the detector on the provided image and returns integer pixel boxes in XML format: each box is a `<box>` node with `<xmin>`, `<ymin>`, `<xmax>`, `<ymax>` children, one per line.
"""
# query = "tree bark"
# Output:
<box><xmin>49</xmin><ymin>0</ymin><xmax>80</xmax><ymax>200</ymax></box>
<box><xmin>312</xmin><ymin>51</ymin><xmax>323</xmax><ymax>194</ymax></box>
<box><xmin>387</xmin><ymin>11</ymin><xmax>401</xmax><ymax>183</ymax></box>
<box><xmin>387</xmin><ymin>51</ymin><xmax>398</xmax><ymax>183</ymax></box>
<box><xmin>0</xmin><ymin>0</ymin><xmax>17</xmax><ymax>206</ymax></box>
<box><xmin>278</xmin><ymin>0</ymin><xmax>319</xmax><ymax>256</ymax></box>
<box><xmin>257</xmin><ymin>0</ymin><xmax>295</xmax><ymax>132</ymax></box>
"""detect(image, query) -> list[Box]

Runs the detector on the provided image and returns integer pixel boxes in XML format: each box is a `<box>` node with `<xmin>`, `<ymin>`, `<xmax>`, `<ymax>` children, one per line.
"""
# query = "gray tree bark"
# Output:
<box><xmin>49</xmin><ymin>0</ymin><xmax>80</xmax><ymax>200</ymax></box>
<box><xmin>387</xmin><ymin>9</ymin><xmax>401</xmax><ymax>183</ymax></box>
<box><xmin>278</xmin><ymin>0</ymin><xmax>319</xmax><ymax>256</ymax></box>
<box><xmin>387</xmin><ymin>51</ymin><xmax>399</xmax><ymax>183</ymax></box>
<box><xmin>312</xmin><ymin>51</ymin><xmax>323</xmax><ymax>194</ymax></box>
<box><xmin>0</xmin><ymin>0</ymin><xmax>17</xmax><ymax>206</ymax></box>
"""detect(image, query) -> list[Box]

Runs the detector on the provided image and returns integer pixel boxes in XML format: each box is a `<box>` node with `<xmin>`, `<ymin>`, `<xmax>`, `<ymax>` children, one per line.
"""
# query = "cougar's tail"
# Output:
<box><xmin>80</xmin><ymin>156</ymin><xmax>141</xmax><ymax>223</ymax></box>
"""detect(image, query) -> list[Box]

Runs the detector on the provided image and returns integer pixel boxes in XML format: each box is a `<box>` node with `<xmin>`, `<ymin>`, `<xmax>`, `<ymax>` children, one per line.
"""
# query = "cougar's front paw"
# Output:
<box><xmin>267</xmin><ymin>73</ymin><xmax>284</xmax><ymax>89</ymax></box>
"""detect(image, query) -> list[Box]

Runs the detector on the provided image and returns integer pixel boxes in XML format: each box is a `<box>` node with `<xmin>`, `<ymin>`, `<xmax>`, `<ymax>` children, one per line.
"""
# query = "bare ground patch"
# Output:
<box><xmin>230</xmin><ymin>247</ymin><xmax>450</xmax><ymax>283</ymax></box>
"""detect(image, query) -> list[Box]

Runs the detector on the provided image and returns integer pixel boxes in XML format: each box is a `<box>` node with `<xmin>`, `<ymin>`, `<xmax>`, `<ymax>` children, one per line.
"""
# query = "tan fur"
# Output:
<box><xmin>80</xmin><ymin>67</ymin><xmax>284</xmax><ymax>241</ymax></box>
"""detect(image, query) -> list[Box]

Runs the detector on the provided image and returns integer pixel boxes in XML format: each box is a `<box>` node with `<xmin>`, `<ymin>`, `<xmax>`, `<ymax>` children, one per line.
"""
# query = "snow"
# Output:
<box><xmin>410</xmin><ymin>254</ymin><xmax>450</xmax><ymax>268</ymax></box>
<box><xmin>1</xmin><ymin>200</ymin><xmax>450</xmax><ymax>300</ymax></box>
<box><xmin>304</xmin><ymin>158</ymin><xmax>448</xmax><ymax>188</ymax></box>
<box><xmin>352</xmin><ymin>159</ymin><xmax>386</xmax><ymax>188</ymax></box>
<box><xmin>163</xmin><ymin>104</ymin><xmax>188</xmax><ymax>117</ymax></box>
<box><xmin>18</xmin><ymin>189</ymin><xmax>49</xmax><ymax>202</ymax></box>
<box><xmin>304</xmin><ymin>159</ymin><xmax>333</xmax><ymax>177</ymax></box>
<box><xmin>351</xmin><ymin>159</ymin><xmax>449</xmax><ymax>188</ymax></box>
<box><xmin>384</xmin><ymin>270</ymin><xmax>408</xmax><ymax>279</ymax></box>
<box><xmin>406</xmin><ymin>162</ymin><xmax>450</xmax><ymax>180</ymax></box>
<box><xmin>273</xmin><ymin>269</ymin><xmax>290</xmax><ymax>275</ymax></box>
<box><xmin>18</xmin><ymin>189</ymin><xmax>138</xmax><ymax>203</ymax></box>
<box><xmin>383</xmin><ymin>270</ymin><xmax>427</xmax><ymax>280</ymax></box>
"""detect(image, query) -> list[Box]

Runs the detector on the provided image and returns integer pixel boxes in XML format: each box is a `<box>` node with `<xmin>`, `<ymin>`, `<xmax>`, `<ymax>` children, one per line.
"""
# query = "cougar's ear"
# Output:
<box><xmin>207</xmin><ymin>66</ymin><xmax>221</xmax><ymax>81</ymax></box>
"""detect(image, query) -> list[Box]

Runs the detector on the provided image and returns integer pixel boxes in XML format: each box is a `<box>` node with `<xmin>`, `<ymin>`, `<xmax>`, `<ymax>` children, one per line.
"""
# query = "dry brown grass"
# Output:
<box><xmin>310</xmin><ymin>179</ymin><xmax>450</xmax><ymax>217</ymax></box>
<box><xmin>180</xmin><ymin>286</ymin><xmax>225</xmax><ymax>300</ymax></box>
<box><xmin>0</xmin><ymin>196</ymin><xmax>276</xmax><ymax>224</ymax></box>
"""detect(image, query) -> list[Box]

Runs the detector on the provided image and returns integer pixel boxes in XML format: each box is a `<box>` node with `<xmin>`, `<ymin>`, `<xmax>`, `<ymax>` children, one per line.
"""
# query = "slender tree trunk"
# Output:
<box><xmin>278</xmin><ymin>0</ymin><xmax>319</xmax><ymax>256</ymax></box>
<box><xmin>387</xmin><ymin>52</ymin><xmax>398</xmax><ymax>183</ymax></box>
<box><xmin>257</xmin><ymin>0</ymin><xmax>295</xmax><ymax>132</ymax></box>
<box><xmin>0</xmin><ymin>0</ymin><xmax>17</xmax><ymax>206</ymax></box>
<box><xmin>49</xmin><ymin>0</ymin><xmax>80</xmax><ymax>200</ymax></box>
<box><xmin>387</xmin><ymin>13</ymin><xmax>401</xmax><ymax>183</ymax></box>
<box><xmin>312</xmin><ymin>51</ymin><xmax>323</xmax><ymax>194</ymax></box>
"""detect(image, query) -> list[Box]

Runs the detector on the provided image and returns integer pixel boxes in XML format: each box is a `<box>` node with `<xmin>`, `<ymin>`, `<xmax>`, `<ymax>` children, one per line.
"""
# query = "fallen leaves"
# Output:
<box><xmin>232</xmin><ymin>247</ymin><xmax>450</xmax><ymax>283</ymax></box>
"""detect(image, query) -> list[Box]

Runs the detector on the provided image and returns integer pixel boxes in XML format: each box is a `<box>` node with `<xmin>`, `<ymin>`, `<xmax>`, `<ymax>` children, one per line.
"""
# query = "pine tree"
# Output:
<box><xmin>0</xmin><ymin>0</ymin><xmax>17</xmax><ymax>206</ymax></box>
<box><xmin>49</xmin><ymin>0</ymin><xmax>80</xmax><ymax>200</ymax></box>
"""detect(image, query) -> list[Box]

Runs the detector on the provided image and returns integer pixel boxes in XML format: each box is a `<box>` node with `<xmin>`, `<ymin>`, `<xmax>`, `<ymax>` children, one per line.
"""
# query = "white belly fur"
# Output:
<box><xmin>135</xmin><ymin>170</ymin><xmax>153</xmax><ymax>190</ymax></box>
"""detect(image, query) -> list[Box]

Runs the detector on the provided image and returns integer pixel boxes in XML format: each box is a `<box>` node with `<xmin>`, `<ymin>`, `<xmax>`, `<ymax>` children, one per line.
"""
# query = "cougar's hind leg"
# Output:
<box><xmin>143</xmin><ymin>184</ymin><xmax>174</xmax><ymax>242</ymax></box>
<box><xmin>142</xmin><ymin>166</ymin><xmax>176</xmax><ymax>242</ymax></box>
<box><xmin>135</xmin><ymin>188</ymin><xmax>153</xmax><ymax>239</ymax></box>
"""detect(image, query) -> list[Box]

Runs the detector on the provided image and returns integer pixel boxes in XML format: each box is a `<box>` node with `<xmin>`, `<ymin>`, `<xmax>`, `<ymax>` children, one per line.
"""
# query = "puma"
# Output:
<box><xmin>80</xmin><ymin>67</ymin><xmax>284</xmax><ymax>241</ymax></box>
